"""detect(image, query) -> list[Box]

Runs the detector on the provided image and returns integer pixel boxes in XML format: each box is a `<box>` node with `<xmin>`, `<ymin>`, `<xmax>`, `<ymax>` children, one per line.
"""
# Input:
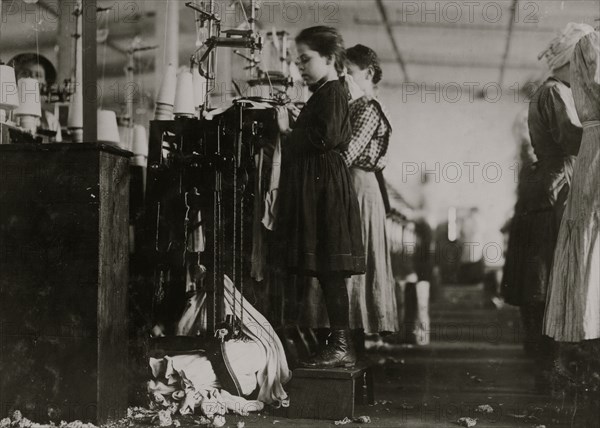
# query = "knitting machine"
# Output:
<box><xmin>142</xmin><ymin>100</ymin><xmax>282</xmax><ymax>339</ymax></box>
<box><xmin>141</xmin><ymin>0</ymin><xmax>305</xmax><ymax>343</ymax></box>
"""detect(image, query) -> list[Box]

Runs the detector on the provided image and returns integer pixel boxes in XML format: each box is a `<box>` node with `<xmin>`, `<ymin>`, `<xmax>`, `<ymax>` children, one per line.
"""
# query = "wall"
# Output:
<box><xmin>379</xmin><ymin>86</ymin><xmax>528</xmax><ymax>253</ymax></box>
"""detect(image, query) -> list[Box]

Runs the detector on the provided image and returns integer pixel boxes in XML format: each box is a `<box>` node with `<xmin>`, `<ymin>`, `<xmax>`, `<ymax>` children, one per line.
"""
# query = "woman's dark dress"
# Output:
<box><xmin>277</xmin><ymin>80</ymin><xmax>366</xmax><ymax>276</ymax></box>
<box><xmin>502</xmin><ymin>77</ymin><xmax>582</xmax><ymax>306</ymax></box>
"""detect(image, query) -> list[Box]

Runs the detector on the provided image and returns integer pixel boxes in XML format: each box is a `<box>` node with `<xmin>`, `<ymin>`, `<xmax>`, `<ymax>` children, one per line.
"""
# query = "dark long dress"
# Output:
<box><xmin>277</xmin><ymin>80</ymin><xmax>366</xmax><ymax>276</ymax></box>
<box><xmin>502</xmin><ymin>77</ymin><xmax>583</xmax><ymax>306</ymax></box>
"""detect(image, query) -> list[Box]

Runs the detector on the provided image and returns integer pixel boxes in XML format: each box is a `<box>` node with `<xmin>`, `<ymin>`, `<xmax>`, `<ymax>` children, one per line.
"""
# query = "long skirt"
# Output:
<box><xmin>299</xmin><ymin>169</ymin><xmax>398</xmax><ymax>332</ymax></box>
<box><xmin>346</xmin><ymin>169</ymin><xmax>398</xmax><ymax>333</ymax></box>
<box><xmin>544</xmin><ymin>123</ymin><xmax>600</xmax><ymax>342</ymax></box>
<box><xmin>501</xmin><ymin>155</ymin><xmax>576</xmax><ymax>306</ymax></box>
<box><xmin>501</xmin><ymin>207</ymin><xmax>560</xmax><ymax>306</ymax></box>
<box><xmin>277</xmin><ymin>151</ymin><xmax>365</xmax><ymax>276</ymax></box>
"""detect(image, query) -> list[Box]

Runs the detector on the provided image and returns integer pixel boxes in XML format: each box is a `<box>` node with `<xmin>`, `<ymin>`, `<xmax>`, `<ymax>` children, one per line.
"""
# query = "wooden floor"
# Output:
<box><xmin>230</xmin><ymin>284</ymin><xmax>595</xmax><ymax>427</ymax></box>
<box><xmin>124</xmin><ymin>283</ymin><xmax>596</xmax><ymax>428</ymax></box>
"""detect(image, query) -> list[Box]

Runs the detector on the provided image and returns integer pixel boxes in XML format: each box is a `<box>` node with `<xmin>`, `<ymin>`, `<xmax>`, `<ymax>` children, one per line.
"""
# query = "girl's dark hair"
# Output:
<box><xmin>296</xmin><ymin>26</ymin><xmax>346</xmax><ymax>76</ymax></box>
<box><xmin>346</xmin><ymin>44</ymin><xmax>383</xmax><ymax>85</ymax></box>
<box><xmin>8</xmin><ymin>53</ymin><xmax>57</xmax><ymax>86</ymax></box>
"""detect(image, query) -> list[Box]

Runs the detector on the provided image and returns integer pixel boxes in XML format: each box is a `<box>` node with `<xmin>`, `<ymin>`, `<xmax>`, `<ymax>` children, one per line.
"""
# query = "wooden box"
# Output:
<box><xmin>0</xmin><ymin>143</ymin><xmax>130</xmax><ymax>424</ymax></box>
<box><xmin>277</xmin><ymin>363</ymin><xmax>374</xmax><ymax>420</ymax></box>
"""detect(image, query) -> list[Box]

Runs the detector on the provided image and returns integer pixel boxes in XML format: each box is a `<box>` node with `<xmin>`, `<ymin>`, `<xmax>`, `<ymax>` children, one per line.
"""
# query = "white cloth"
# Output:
<box><xmin>149</xmin><ymin>354</ymin><xmax>219</xmax><ymax>393</ymax></box>
<box><xmin>160</xmin><ymin>275</ymin><xmax>291</xmax><ymax>406</ymax></box>
<box><xmin>147</xmin><ymin>339</ymin><xmax>268</xmax><ymax>419</ymax></box>
<box><xmin>261</xmin><ymin>135</ymin><xmax>282</xmax><ymax>231</ymax></box>
<box><xmin>176</xmin><ymin>293</ymin><xmax>206</xmax><ymax>336</ymax></box>
<box><xmin>221</xmin><ymin>275</ymin><xmax>291</xmax><ymax>405</ymax></box>
<box><xmin>538</xmin><ymin>22</ymin><xmax>594</xmax><ymax>71</ymax></box>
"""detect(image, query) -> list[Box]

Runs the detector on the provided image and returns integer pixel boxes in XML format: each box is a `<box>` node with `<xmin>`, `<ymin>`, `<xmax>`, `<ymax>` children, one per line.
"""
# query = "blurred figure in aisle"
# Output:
<box><xmin>458</xmin><ymin>207</ymin><xmax>486</xmax><ymax>284</ymax></box>
<box><xmin>494</xmin><ymin>106</ymin><xmax>537</xmax><ymax>306</ymax></box>
<box><xmin>9</xmin><ymin>53</ymin><xmax>62</xmax><ymax>142</ymax></box>
<box><xmin>501</xmin><ymin>22</ymin><xmax>593</xmax><ymax>391</ymax></box>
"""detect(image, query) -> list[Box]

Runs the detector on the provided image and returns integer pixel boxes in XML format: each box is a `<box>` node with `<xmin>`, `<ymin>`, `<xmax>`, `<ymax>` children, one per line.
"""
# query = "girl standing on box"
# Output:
<box><xmin>275</xmin><ymin>26</ymin><xmax>365</xmax><ymax>368</ymax></box>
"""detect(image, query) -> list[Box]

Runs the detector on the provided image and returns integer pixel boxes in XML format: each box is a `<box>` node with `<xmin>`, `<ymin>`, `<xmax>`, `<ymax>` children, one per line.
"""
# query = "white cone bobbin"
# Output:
<box><xmin>155</xmin><ymin>64</ymin><xmax>176</xmax><ymax>120</ymax></box>
<box><xmin>174</xmin><ymin>70</ymin><xmax>195</xmax><ymax>118</ymax></box>
<box><xmin>0</xmin><ymin>65</ymin><xmax>19</xmax><ymax>122</ymax></box>
<box><xmin>131</xmin><ymin>124</ymin><xmax>148</xmax><ymax>167</ymax></box>
<box><xmin>97</xmin><ymin>109</ymin><xmax>121</xmax><ymax>146</ymax></box>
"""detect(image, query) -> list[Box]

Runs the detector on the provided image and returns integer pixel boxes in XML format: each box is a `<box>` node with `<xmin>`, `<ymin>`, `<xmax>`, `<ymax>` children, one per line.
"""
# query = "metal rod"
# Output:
<box><xmin>498</xmin><ymin>0</ymin><xmax>519</xmax><ymax>86</ymax></box>
<box><xmin>185</xmin><ymin>1</ymin><xmax>219</xmax><ymax>21</ymax></box>
<box><xmin>81</xmin><ymin>0</ymin><xmax>97</xmax><ymax>142</ymax></box>
<box><xmin>250</xmin><ymin>0</ymin><xmax>256</xmax><ymax>34</ymax></box>
<box><xmin>375</xmin><ymin>0</ymin><xmax>409</xmax><ymax>81</ymax></box>
<box><xmin>281</xmin><ymin>32</ymin><xmax>288</xmax><ymax>76</ymax></box>
<box><xmin>353</xmin><ymin>16</ymin><xmax>557</xmax><ymax>33</ymax></box>
<box><xmin>207</xmin><ymin>0</ymin><xmax>216</xmax><ymax>109</ymax></box>
<box><xmin>379</xmin><ymin>56</ymin><xmax>540</xmax><ymax>70</ymax></box>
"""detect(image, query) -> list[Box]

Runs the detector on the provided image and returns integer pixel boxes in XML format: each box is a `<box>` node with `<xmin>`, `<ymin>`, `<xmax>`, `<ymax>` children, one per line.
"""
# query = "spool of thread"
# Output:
<box><xmin>15</xmin><ymin>78</ymin><xmax>42</xmax><ymax>133</ymax></box>
<box><xmin>68</xmin><ymin>80</ymin><xmax>83</xmax><ymax>141</ymax></box>
<box><xmin>97</xmin><ymin>109</ymin><xmax>121</xmax><ymax>146</ymax></box>
<box><xmin>70</xmin><ymin>129</ymin><xmax>83</xmax><ymax>142</ymax></box>
<box><xmin>18</xmin><ymin>116</ymin><xmax>39</xmax><ymax>134</ymax></box>
<box><xmin>15</xmin><ymin>78</ymin><xmax>42</xmax><ymax>117</ymax></box>
<box><xmin>15</xmin><ymin>78</ymin><xmax>42</xmax><ymax>134</ymax></box>
<box><xmin>154</xmin><ymin>64</ymin><xmax>176</xmax><ymax>120</ymax></box>
<box><xmin>154</xmin><ymin>103</ymin><xmax>174</xmax><ymax>121</ymax></box>
<box><xmin>0</xmin><ymin>65</ymin><xmax>20</xmax><ymax>122</ymax></box>
<box><xmin>131</xmin><ymin>124</ymin><xmax>148</xmax><ymax>167</ymax></box>
<box><xmin>118</xmin><ymin>125</ymin><xmax>133</xmax><ymax>151</ymax></box>
<box><xmin>174</xmin><ymin>70</ymin><xmax>196</xmax><ymax>118</ymax></box>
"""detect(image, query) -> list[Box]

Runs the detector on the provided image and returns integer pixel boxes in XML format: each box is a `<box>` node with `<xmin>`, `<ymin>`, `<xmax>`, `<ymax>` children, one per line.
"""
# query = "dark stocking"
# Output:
<box><xmin>317</xmin><ymin>273</ymin><xmax>349</xmax><ymax>330</ymax></box>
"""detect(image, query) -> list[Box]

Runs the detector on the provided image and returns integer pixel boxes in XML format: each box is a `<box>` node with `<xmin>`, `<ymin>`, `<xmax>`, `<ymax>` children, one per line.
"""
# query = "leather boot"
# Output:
<box><xmin>303</xmin><ymin>328</ymin><xmax>320</xmax><ymax>356</ymax></box>
<box><xmin>300</xmin><ymin>329</ymin><xmax>357</xmax><ymax>368</ymax></box>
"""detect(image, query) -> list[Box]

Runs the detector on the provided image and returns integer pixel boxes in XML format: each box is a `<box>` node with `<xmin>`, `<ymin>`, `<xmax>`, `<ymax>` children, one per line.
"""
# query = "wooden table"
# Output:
<box><xmin>0</xmin><ymin>143</ymin><xmax>130</xmax><ymax>424</ymax></box>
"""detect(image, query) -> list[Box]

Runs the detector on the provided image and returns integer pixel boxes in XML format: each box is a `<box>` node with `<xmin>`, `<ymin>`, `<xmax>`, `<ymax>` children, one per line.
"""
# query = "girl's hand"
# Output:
<box><xmin>276</xmin><ymin>106</ymin><xmax>291</xmax><ymax>134</ymax></box>
<box><xmin>287</xmin><ymin>104</ymin><xmax>301</xmax><ymax>121</ymax></box>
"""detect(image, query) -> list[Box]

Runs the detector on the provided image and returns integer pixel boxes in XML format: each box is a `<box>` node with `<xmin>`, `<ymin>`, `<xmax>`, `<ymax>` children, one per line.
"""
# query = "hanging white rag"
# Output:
<box><xmin>262</xmin><ymin>134</ymin><xmax>282</xmax><ymax>231</ymax></box>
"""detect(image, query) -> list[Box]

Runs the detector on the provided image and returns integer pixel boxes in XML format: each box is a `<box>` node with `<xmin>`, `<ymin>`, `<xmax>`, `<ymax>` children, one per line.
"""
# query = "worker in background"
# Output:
<box><xmin>502</xmin><ymin>22</ymin><xmax>593</xmax><ymax>391</ymax></box>
<box><xmin>9</xmin><ymin>53</ymin><xmax>62</xmax><ymax>142</ymax></box>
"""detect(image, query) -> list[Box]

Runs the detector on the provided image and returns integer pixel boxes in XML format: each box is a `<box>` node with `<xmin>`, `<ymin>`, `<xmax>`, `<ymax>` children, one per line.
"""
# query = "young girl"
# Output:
<box><xmin>275</xmin><ymin>26</ymin><xmax>365</xmax><ymax>368</ymax></box>
<box><xmin>341</xmin><ymin>44</ymin><xmax>398</xmax><ymax>335</ymax></box>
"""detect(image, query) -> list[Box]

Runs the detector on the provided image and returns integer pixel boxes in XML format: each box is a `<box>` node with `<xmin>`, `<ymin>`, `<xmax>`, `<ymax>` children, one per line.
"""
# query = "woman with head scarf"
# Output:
<box><xmin>9</xmin><ymin>53</ymin><xmax>62</xmax><ymax>142</ymax></box>
<box><xmin>544</xmin><ymin>30</ymin><xmax>600</xmax><ymax>343</ymax></box>
<box><xmin>501</xmin><ymin>22</ymin><xmax>594</xmax><ymax>390</ymax></box>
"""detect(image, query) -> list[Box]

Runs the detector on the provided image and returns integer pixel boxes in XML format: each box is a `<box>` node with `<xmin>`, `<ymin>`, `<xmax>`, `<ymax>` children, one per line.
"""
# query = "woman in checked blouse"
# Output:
<box><xmin>342</xmin><ymin>45</ymin><xmax>398</xmax><ymax>335</ymax></box>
